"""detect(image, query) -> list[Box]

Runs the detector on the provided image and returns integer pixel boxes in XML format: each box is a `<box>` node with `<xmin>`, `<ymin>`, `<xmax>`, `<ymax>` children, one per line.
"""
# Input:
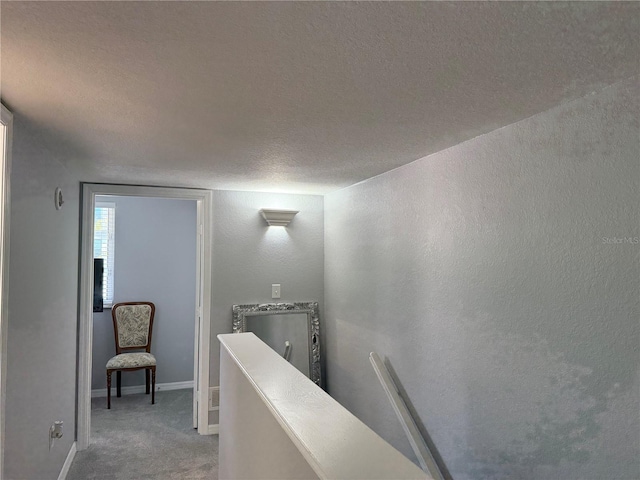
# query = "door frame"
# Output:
<box><xmin>0</xmin><ymin>104</ymin><xmax>14</xmax><ymax>480</ymax></box>
<box><xmin>77</xmin><ymin>183</ymin><xmax>213</xmax><ymax>450</ymax></box>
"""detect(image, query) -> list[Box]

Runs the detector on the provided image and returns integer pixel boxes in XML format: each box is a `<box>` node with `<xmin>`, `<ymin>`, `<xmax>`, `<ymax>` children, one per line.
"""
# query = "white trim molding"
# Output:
<box><xmin>207</xmin><ymin>424</ymin><xmax>219</xmax><ymax>435</ymax></box>
<box><xmin>91</xmin><ymin>380</ymin><xmax>194</xmax><ymax>398</ymax></box>
<box><xmin>77</xmin><ymin>184</ymin><xmax>213</xmax><ymax>450</ymax></box>
<box><xmin>57</xmin><ymin>442</ymin><xmax>77</xmax><ymax>480</ymax></box>
<box><xmin>0</xmin><ymin>103</ymin><xmax>13</xmax><ymax>480</ymax></box>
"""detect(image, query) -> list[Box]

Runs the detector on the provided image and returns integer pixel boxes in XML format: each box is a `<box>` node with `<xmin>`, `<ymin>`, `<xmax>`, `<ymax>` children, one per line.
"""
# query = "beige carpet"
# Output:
<box><xmin>67</xmin><ymin>389</ymin><xmax>218</xmax><ymax>480</ymax></box>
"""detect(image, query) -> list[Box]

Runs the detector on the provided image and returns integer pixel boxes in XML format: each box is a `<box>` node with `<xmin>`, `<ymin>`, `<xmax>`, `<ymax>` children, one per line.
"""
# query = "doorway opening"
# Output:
<box><xmin>77</xmin><ymin>184</ymin><xmax>212</xmax><ymax>450</ymax></box>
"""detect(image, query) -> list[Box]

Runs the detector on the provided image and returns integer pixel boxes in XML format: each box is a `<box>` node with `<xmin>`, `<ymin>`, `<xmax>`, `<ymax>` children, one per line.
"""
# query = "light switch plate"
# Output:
<box><xmin>272</xmin><ymin>284</ymin><xmax>281</xmax><ymax>299</ymax></box>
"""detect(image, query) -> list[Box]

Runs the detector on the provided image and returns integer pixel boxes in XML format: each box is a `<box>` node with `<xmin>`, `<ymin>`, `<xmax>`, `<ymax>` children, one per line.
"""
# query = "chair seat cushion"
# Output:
<box><xmin>107</xmin><ymin>352</ymin><xmax>156</xmax><ymax>369</ymax></box>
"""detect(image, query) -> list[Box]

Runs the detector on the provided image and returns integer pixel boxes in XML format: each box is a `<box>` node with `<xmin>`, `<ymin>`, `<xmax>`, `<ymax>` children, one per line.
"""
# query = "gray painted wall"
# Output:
<box><xmin>210</xmin><ymin>190</ymin><xmax>324</xmax><ymax>383</ymax></box>
<box><xmin>92</xmin><ymin>196</ymin><xmax>197</xmax><ymax>390</ymax></box>
<box><xmin>324</xmin><ymin>77</ymin><xmax>639</xmax><ymax>479</ymax></box>
<box><xmin>3</xmin><ymin>169</ymin><xmax>324</xmax><ymax>477</ymax></box>
<box><xmin>209</xmin><ymin>190</ymin><xmax>325</xmax><ymax>425</ymax></box>
<box><xmin>5</xmin><ymin>117</ymin><xmax>81</xmax><ymax>479</ymax></box>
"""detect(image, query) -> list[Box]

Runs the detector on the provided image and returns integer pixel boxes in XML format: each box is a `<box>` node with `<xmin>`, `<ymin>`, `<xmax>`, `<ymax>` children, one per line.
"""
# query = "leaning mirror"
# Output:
<box><xmin>232</xmin><ymin>302</ymin><xmax>321</xmax><ymax>387</ymax></box>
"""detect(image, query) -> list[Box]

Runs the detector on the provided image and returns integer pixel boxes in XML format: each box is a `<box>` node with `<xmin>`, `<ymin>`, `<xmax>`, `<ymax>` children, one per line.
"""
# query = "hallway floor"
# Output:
<box><xmin>67</xmin><ymin>389</ymin><xmax>218</xmax><ymax>479</ymax></box>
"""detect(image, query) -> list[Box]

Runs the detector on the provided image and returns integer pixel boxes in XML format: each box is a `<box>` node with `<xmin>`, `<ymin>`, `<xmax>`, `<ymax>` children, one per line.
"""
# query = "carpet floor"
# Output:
<box><xmin>67</xmin><ymin>389</ymin><xmax>218</xmax><ymax>480</ymax></box>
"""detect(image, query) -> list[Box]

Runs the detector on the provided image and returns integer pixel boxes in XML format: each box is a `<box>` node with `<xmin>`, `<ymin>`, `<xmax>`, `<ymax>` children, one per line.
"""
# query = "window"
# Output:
<box><xmin>94</xmin><ymin>202</ymin><xmax>115</xmax><ymax>307</ymax></box>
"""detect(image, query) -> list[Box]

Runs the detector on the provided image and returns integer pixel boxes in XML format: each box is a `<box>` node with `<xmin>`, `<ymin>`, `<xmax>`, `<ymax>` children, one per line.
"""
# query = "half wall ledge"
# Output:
<box><xmin>218</xmin><ymin>332</ymin><xmax>429</xmax><ymax>480</ymax></box>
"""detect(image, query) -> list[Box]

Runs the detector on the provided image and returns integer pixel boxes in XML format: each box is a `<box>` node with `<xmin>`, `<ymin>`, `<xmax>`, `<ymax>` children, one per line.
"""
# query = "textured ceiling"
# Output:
<box><xmin>1</xmin><ymin>2</ymin><xmax>638</xmax><ymax>194</ymax></box>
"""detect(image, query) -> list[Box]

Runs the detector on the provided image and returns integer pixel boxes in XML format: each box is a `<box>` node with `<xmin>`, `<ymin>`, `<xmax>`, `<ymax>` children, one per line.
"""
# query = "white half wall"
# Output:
<box><xmin>324</xmin><ymin>77</ymin><xmax>639</xmax><ymax>479</ymax></box>
<box><xmin>218</xmin><ymin>333</ymin><xmax>427</xmax><ymax>480</ymax></box>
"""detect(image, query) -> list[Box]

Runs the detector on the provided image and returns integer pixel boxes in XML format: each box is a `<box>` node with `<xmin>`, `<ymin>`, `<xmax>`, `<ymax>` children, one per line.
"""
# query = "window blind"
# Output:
<box><xmin>94</xmin><ymin>202</ymin><xmax>115</xmax><ymax>307</ymax></box>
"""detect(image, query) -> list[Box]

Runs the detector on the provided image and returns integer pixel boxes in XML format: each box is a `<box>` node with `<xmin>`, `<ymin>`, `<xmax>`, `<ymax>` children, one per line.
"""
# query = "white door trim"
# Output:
<box><xmin>0</xmin><ymin>103</ymin><xmax>14</xmax><ymax>480</ymax></box>
<box><xmin>77</xmin><ymin>183</ymin><xmax>213</xmax><ymax>450</ymax></box>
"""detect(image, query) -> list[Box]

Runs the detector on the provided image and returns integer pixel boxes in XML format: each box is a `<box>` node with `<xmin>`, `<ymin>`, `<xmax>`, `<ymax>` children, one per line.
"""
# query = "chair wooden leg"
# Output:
<box><xmin>151</xmin><ymin>367</ymin><xmax>156</xmax><ymax>405</ymax></box>
<box><xmin>107</xmin><ymin>370</ymin><xmax>112</xmax><ymax>409</ymax></box>
<box><xmin>117</xmin><ymin>371</ymin><xmax>122</xmax><ymax>397</ymax></box>
<box><xmin>145</xmin><ymin>369</ymin><xmax>150</xmax><ymax>394</ymax></box>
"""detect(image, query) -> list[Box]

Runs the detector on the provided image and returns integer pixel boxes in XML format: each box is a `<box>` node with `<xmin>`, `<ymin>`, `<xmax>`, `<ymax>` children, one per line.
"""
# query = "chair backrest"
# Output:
<box><xmin>111</xmin><ymin>302</ymin><xmax>156</xmax><ymax>354</ymax></box>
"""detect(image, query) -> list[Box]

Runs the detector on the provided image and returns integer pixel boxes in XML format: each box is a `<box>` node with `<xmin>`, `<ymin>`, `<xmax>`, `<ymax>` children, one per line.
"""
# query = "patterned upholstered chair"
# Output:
<box><xmin>107</xmin><ymin>302</ymin><xmax>156</xmax><ymax>409</ymax></box>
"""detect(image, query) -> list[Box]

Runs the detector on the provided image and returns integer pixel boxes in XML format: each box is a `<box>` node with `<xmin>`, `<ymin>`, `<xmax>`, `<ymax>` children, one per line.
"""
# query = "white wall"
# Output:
<box><xmin>219</xmin><ymin>334</ymin><xmax>320</xmax><ymax>480</ymax></box>
<box><xmin>92</xmin><ymin>196</ymin><xmax>197</xmax><ymax>390</ymax></box>
<box><xmin>324</xmin><ymin>77</ymin><xmax>639</xmax><ymax>479</ymax></box>
<box><xmin>5</xmin><ymin>116</ymin><xmax>82</xmax><ymax>479</ymax></box>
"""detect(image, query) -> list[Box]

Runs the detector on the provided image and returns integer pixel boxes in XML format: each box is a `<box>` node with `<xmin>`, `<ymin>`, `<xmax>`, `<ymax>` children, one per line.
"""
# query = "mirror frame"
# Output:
<box><xmin>232</xmin><ymin>302</ymin><xmax>321</xmax><ymax>387</ymax></box>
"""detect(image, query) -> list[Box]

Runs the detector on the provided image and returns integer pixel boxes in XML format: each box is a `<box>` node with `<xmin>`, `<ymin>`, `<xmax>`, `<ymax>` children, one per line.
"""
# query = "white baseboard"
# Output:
<box><xmin>207</xmin><ymin>424</ymin><xmax>219</xmax><ymax>435</ymax></box>
<box><xmin>57</xmin><ymin>441</ymin><xmax>76</xmax><ymax>480</ymax></box>
<box><xmin>91</xmin><ymin>380</ymin><xmax>194</xmax><ymax>398</ymax></box>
